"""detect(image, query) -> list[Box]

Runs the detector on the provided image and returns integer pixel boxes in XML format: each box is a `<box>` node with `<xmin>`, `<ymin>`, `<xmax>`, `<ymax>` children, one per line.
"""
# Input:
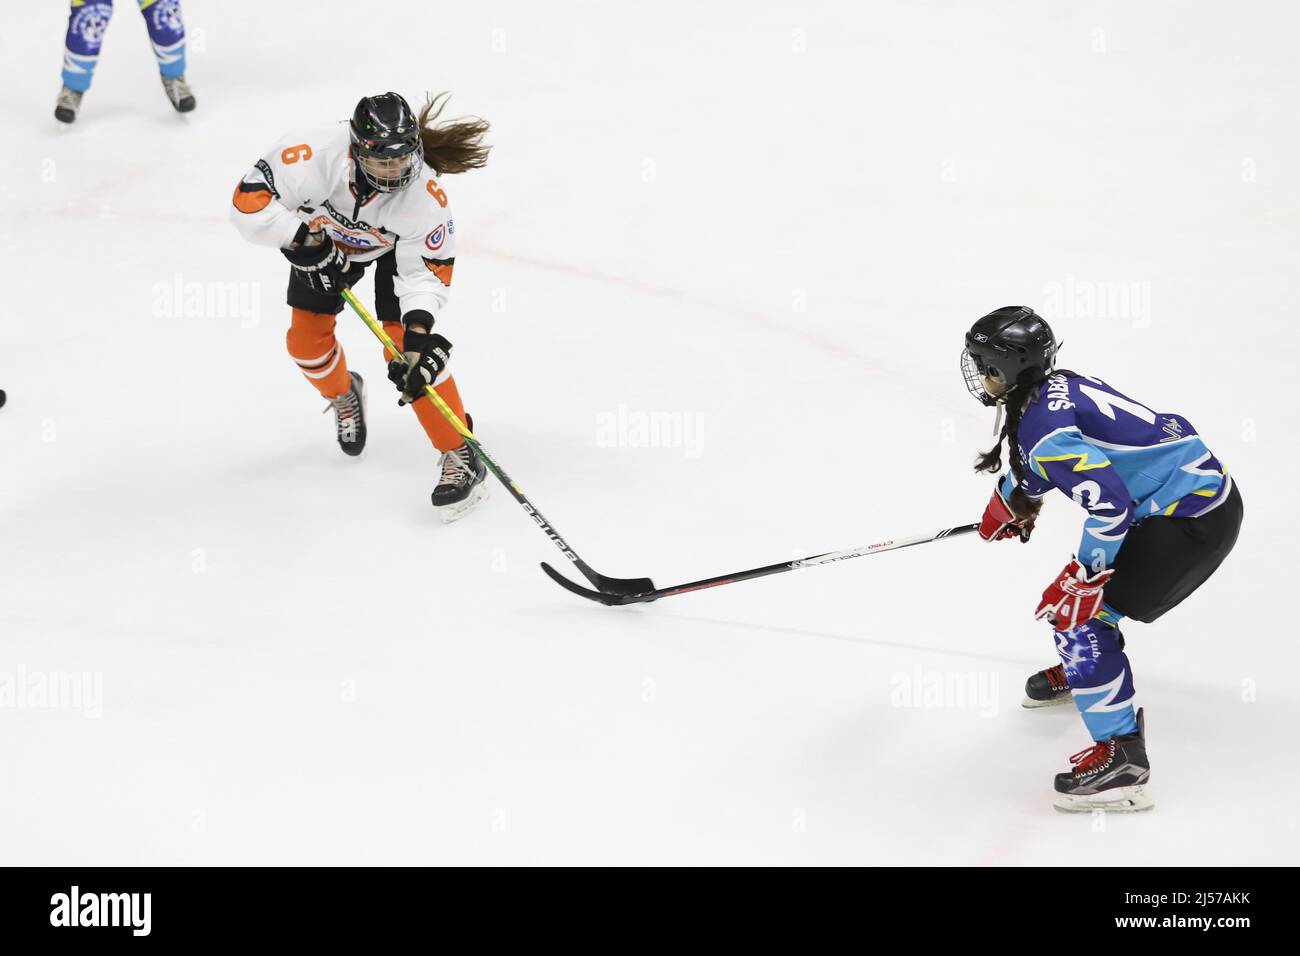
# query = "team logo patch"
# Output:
<box><xmin>151</xmin><ymin>0</ymin><xmax>184</xmax><ymax>35</ymax></box>
<box><xmin>71</xmin><ymin>7</ymin><xmax>112</xmax><ymax>45</ymax></box>
<box><xmin>425</xmin><ymin>225</ymin><xmax>446</xmax><ymax>251</ymax></box>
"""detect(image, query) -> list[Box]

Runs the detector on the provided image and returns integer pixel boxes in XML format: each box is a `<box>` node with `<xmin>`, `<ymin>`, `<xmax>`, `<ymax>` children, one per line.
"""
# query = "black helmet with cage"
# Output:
<box><xmin>961</xmin><ymin>306</ymin><xmax>1059</xmax><ymax>406</ymax></box>
<box><xmin>349</xmin><ymin>92</ymin><xmax>424</xmax><ymax>193</ymax></box>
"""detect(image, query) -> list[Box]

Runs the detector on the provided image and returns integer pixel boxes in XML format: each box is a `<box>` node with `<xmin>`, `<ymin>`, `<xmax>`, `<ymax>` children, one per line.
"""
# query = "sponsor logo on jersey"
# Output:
<box><xmin>425</xmin><ymin>225</ymin><xmax>446</xmax><ymax>251</ymax></box>
<box><xmin>255</xmin><ymin>159</ymin><xmax>280</xmax><ymax>198</ymax></box>
<box><xmin>320</xmin><ymin>199</ymin><xmax>379</xmax><ymax>234</ymax></box>
<box><xmin>330</xmin><ymin>230</ymin><xmax>378</xmax><ymax>252</ymax></box>
<box><xmin>311</xmin><ymin>202</ymin><xmax>394</xmax><ymax>255</ymax></box>
<box><xmin>307</xmin><ymin>214</ymin><xmax>390</xmax><ymax>256</ymax></box>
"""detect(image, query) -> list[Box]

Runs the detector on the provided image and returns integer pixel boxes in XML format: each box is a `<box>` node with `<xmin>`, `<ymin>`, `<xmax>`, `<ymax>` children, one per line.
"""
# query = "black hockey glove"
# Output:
<box><xmin>387</xmin><ymin>327</ymin><xmax>452</xmax><ymax>405</ymax></box>
<box><xmin>282</xmin><ymin>227</ymin><xmax>360</xmax><ymax>295</ymax></box>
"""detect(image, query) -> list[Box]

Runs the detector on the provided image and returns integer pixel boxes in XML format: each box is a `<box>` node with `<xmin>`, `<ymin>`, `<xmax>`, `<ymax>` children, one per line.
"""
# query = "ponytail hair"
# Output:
<box><xmin>418</xmin><ymin>92</ymin><xmax>491</xmax><ymax>175</ymax></box>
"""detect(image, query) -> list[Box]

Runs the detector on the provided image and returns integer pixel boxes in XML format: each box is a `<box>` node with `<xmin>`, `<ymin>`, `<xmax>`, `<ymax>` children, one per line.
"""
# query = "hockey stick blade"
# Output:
<box><xmin>539</xmin><ymin>563</ymin><xmax>656</xmax><ymax>605</ymax></box>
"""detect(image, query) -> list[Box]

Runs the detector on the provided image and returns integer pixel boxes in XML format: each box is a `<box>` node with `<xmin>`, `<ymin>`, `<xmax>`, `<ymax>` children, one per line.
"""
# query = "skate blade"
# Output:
<box><xmin>1022</xmin><ymin>694</ymin><xmax>1074</xmax><ymax>709</ymax></box>
<box><xmin>436</xmin><ymin>480</ymin><xmax>489</xmax><ymax>524</ymax></box>
<box><xmin>1053</xmin><ymin>785</ymin><xmax>1154</xmax><ymax>814</ymax></box>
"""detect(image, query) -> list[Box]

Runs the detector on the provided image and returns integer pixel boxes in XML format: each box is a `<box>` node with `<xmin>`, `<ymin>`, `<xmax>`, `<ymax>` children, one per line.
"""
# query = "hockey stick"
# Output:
<box><xmin>340</xmin><ymin>287</ymin><xmax>653</xmax><ymax>598</ymax></box>
<box><xmin>541</xmin><ymin>523</ymin><xmax>979</xmax><ymax>606</ymax></box>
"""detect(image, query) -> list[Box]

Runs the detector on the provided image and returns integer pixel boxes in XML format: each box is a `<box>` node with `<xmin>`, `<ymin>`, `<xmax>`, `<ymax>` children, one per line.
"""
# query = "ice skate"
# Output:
<box><xmin>162</xmin><ymin>74</ymin><xmax>196</xmax><ymax>113</ymax></box>
<box><xmin>323</xmin><ymin>372</ymin><xmax>367</xmax><ymax>457</ymax></box>
<box><xmin>1053</xmin><ymin>708</ymin><xmax>1154</xmax><ymax>813</ymax></box>
<box><xmin>54</xmin><ymin>86</ymin><xmax>84</xmax><ymax>124</ymax></box>
<box><xmin>431</xmin><ymin>441</ymin><xmax>488</xmax><ymax>522</ymax></box>
<box><xmin>1023</xmin><ymin>662</ymin><xmax>1073</xmax><ymax>708</ymax></box>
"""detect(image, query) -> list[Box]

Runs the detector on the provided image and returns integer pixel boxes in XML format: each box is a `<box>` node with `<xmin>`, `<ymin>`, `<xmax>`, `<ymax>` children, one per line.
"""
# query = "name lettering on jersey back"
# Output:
<box><xmin>1045</xmin><ymin>374</ymin><xmax>1074</xmax><ymax>412</ymax></box>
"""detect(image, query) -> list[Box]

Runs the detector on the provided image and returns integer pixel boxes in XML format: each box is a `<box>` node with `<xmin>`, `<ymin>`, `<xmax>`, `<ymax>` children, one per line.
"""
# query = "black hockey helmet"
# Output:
<box><xmin>349</xmin><ymin>92</ymin><xmax>424</xmax><ymax>193</ymax></box>
<box><xmin>961</xmin><ymin>306</ymin><xmax>1059</xmax><ymax>406</ymax></box>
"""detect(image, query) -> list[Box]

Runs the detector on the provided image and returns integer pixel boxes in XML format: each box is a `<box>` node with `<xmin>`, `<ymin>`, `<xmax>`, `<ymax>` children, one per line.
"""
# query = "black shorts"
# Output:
<box><xmin>1105</xmin><ymin>481</ymin><xmax>1243</xmax><ymax>623</ymax></box>
<box><xmin>286</xmin><ymin>249</ymin><xmax>403</xmax><ymax>324</ymax></box>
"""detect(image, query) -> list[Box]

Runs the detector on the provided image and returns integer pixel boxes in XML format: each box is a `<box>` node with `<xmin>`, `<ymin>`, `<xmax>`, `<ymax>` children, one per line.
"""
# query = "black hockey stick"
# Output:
<box><xmin>541</xmin><ymin>523</ymin><xmax>979</xmax><ymax>606</ymax></box>
<box><xmin>341</xmin><ymin>289</ymin><xmax>653</xmax><ymax>598</ymax></box>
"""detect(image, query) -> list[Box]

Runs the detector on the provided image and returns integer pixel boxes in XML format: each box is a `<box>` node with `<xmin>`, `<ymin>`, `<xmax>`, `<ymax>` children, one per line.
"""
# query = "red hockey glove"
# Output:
<box><xmin>979</xmin><ymin>487</ymin><xmax>1034</xmax><ymax>543</ymax></box>
<box><xmin>1035</xmin><ymin>559</ymin><xmax>1114</xmax><ymax>630</ymax></box>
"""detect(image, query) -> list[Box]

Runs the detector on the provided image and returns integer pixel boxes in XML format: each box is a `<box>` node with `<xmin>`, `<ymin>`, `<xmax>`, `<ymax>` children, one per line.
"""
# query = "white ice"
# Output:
<box><xmin>2</xmin><ymin>1</ymin><xmax>1298</xmax><ymax>865</ymax></box>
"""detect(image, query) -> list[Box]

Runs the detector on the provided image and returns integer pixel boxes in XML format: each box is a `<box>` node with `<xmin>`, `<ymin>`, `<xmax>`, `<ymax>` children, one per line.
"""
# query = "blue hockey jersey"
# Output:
<box><xmin>998</xmin><ymin>373</ymin><xmax>1231</xmax><ymax>572</ymax></box>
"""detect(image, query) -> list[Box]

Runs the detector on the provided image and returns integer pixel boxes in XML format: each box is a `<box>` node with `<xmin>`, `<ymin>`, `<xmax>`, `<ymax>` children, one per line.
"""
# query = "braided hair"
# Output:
<box><xmin>975</xmin><ymin>385</ymin><xmax>1031</xmax><ymax>485</ymax></box>
<box><xmin>974</xmin><ymin>369</ymin><xmax>1078</xmax><ymax>510</ymax></box>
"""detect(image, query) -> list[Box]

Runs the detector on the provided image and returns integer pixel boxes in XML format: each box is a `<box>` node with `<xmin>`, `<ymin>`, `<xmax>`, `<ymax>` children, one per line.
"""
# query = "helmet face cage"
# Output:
<box><xmin>353</xmin><ymin>138</ymin><xmax>423</xmax><ymax>193</ymax></box>
<box><xmin>960</xmin><ymin>347</ymin><xmax>1001</xmax><ymax>406</ymax></box>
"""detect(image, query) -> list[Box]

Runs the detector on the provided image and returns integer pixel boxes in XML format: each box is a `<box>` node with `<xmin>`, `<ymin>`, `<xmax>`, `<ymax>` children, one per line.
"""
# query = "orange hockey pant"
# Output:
<box><xmin>285</xmin><ymin>308</ymin><xmax>467</xmax><ymax>453</ymax></box>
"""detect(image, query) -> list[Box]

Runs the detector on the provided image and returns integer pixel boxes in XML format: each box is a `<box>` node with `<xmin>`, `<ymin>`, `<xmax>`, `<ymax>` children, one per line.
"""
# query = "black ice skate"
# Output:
<box><xmin>431</xmin><ymin>441</ymin><xmax>488</xmax><ymax>522</ymax></box>
<box><xmin>1053</xmin><ymin>708</ymin><xmax>1153</xmax><ymax>813</ymax></box>
<box><xmin>1023</xmin><ymin>662</ymin><xmax>1073</xmax><ymax>708</ymax></box>
<box><xmin>162</xmin><ymin>75</ymin><xmax>196</xmax><ymax>113</ymax></box>
<box><xmin>55</xmin><ymin>86</ymin><xmax>84</xmax><ymax>124</ymax></box>
<box><xmin>323</xmin><ymin>372</ymin><xmax>367</xmax><ymax>457</ymax></box>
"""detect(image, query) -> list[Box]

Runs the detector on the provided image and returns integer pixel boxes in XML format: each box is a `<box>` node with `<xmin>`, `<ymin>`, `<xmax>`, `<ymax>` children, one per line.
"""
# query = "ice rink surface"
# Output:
<box><xmin>2</xmin><ymin>1</ymin><xmax>1297</xmax><ymax>864</ymax></box>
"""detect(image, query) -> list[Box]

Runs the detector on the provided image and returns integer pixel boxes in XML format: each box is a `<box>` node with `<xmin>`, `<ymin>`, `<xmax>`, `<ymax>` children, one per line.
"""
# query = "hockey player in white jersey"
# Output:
<box><xmin>230</xmin><ymin>92</ymin><xmax>491</xmax><ymax>518</ymax></box>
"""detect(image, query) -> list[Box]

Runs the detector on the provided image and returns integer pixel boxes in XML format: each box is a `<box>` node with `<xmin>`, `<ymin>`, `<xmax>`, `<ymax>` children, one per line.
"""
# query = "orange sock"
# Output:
<box><xmin>287</xmin><ymin>308</ymin><xmax>351</xmax><ymax>398</ymax></box>
<box><xmin>382</xmin><ymin>321</ymin><xmax>470</xmax><ymax>452</ymax></box>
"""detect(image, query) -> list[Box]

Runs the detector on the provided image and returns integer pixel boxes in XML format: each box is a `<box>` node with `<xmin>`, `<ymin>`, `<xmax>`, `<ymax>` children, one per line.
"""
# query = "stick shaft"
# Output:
<box><xmin>632</xmin><ymin>523</ymin><xmax>979</xmax><ymax>602</ymax></box>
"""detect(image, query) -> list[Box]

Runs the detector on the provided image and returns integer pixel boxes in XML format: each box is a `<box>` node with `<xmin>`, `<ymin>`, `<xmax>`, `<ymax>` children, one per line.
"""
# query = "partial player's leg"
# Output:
<box><xmin>1023</xmin><ymin>482</ymin><xmax>1244</xmax><ymax>707</ymax></box>
<box><xmin>380</xmin><ymin>321</ymin><xmax>487</xmax><ymax>519</ymax></box>
<box><xmin>1050</xmin><ymin>618</ymin><xmax>1152</xmax><ymax>811</ymax></box>
<box><xmin>372</xmin><ymin>252</ymin><xmax>487</xmax><ymax>519</ymax></box>
<box><xmin>57</xmin><ymin>0</ymin><xmax>115</xmax><ymax>123</ymax></box>
<box><xmin>136</xmin><ymin>0</ymin><xmax>195</xmax><ymax>111</ymax></box>
<box><xmin>1046</xmin><ymin>484</ymin><xmax>1243</xmax><ymax>811</ymax></box>
<box><xmin>286</xmin><ymin>271</ymin><xmax>367</xmax><ymax>457</ymax></box>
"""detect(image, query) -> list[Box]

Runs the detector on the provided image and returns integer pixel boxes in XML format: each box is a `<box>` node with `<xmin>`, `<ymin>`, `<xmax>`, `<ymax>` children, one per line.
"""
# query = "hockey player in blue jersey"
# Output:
<box><xmin>962</xmin><ymin>307</ymin><xmax>1242</xmax><ymax>812</ymax></box>
<box><xmin>56</xmin><ymin>0</ymin><xmax>195</xmax><ymax>124</ymax></box>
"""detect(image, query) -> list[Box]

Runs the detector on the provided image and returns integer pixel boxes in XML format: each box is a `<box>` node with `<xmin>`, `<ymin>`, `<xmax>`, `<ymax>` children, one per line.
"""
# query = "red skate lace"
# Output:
<box><xmin>1045</xmin><ymin>664</ymin><xmax>1068</xmax><ymax>691</ymax></box>
<box><xmin>1068</xmin><ymin>741</ymin><xmax>1114</xmax><ymax>776</ymax></box>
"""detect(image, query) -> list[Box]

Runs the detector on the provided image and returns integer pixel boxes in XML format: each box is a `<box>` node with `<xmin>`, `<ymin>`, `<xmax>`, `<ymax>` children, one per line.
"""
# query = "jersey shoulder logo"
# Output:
<box><xmin>425</xmin><ymin>225</ymin><xmax>446</xmax><ymax>251</ymax></box>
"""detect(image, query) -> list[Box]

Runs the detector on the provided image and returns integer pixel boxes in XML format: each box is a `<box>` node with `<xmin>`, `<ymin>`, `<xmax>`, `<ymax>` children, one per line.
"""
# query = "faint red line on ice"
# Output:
<box><xmin>469</xmin><ymin>242</ymin><xmax>930</xmax><ymax>400</ymax></box>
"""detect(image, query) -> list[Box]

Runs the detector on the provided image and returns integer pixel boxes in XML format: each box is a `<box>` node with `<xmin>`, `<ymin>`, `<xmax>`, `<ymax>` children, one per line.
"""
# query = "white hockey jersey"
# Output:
<box><xmin>230</xmin><ymin>122</ymin><xmax>456</xmax><ymax>322</ymax></box>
